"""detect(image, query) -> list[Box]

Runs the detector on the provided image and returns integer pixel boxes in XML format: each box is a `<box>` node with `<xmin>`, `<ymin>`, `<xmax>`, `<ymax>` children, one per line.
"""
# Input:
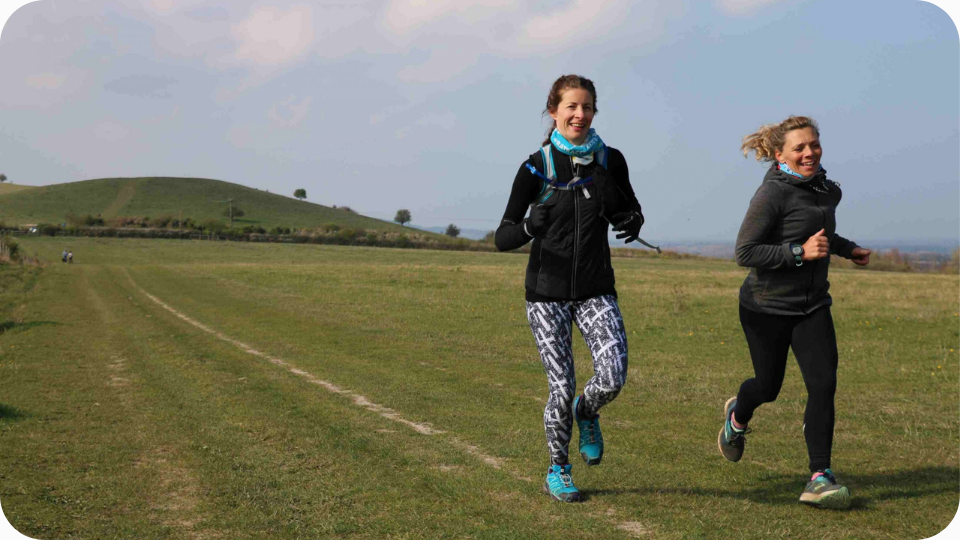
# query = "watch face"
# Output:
<box><xmin>792</xmin><ymin>245</ymin><xmax>803</xmax><ymax>256</ymax></box>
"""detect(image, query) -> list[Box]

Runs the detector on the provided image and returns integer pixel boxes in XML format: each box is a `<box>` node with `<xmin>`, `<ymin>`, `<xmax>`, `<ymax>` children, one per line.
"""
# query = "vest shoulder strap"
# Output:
<box><xmin>539</xmin><ymin>144</ymin><xmax>556</xmax><ymax>181</ymax></box>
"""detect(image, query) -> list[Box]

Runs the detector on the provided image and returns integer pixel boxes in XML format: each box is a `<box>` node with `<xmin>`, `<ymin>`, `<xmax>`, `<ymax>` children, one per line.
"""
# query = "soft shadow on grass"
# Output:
<box><xmin>0</xmin><ymin>404</ymin><xmax>28</xmax><ymax>421</ymax></box>
<box><xmin>584</xmin><ymin>478</ymin><xmax>801</xmax><ymax>507</ymax></box>
<box><xmin>845</xmin><ymin>466</ymin><xmax>960</xmax><ymax>505</ymax></box>
<box><xmin>585</xmin><ymin>466</ymin><xmax>959</xmax><ymax>509</ymax></box>
<box><xmin>0</xmin><ymin>320</ymin><xmax>59</xmax><ymax>335</ymax></box>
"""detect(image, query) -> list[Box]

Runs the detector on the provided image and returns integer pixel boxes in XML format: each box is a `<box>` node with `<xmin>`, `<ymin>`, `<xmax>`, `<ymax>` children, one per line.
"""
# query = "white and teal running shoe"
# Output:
<box><xmin>543</xmin><ymin>464</ymin><xmax>581</xmax><ymax>503</ymax></box>
<box><xmin>800</xmin><ymin>469</ymin><xmax>851</xmax><ymax>509</ymax></box>
<box><xmin>574</xmin><ymin>395</ymin><xmax>604</xmax><ymax>466</ymax></box>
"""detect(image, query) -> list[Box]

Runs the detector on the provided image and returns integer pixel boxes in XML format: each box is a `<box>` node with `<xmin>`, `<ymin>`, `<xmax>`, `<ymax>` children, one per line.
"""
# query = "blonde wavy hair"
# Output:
<box><xmin>741</xmin><ymin>116</ymin><xmax>820</xmax><ymax>163</ymax></box>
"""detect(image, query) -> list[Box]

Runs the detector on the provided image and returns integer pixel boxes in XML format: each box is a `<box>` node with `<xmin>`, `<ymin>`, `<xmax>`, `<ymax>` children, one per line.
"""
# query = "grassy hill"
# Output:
<box><xmin>0</xmin><ymin>177</ymin><xmax>413</xmax><ymax>232</ymax></box>
<box><xmin>0</xmin><ymin>183</ymin><xmax>36</xmax><ymax>196</ymax></box>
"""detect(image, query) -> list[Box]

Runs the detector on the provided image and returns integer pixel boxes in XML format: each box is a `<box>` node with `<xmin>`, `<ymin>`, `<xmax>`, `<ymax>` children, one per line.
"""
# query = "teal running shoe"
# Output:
<box><xmin>574</xmin><ymin>395</ymin><xmax>603</xmax><ymax>466</ymax></box>
<box><xmin>800</xmin><ymin>469</ymin><xmax>851</xmax><ymax>509</ymax></box>
<box><xmin>543</xmin><ymin>464</ymin><xmax>581</xmax><ymax>503</ymax></box>
<box><xmin>718</xmin><ymin>397</ymin><xmax>750</xmax><ymax>462</ymax></box>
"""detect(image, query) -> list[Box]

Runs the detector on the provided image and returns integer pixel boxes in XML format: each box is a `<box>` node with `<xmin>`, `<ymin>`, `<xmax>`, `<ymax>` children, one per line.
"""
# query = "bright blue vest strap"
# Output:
<box><xmin>597</xmin><ymin>146</ymin><xmax>608</xmax><ymax>168</ymax></box>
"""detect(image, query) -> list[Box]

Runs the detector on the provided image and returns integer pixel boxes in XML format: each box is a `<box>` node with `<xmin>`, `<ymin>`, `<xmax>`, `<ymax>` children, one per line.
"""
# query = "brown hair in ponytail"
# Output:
<box><xmin>541</xmin><ymin>75</ymin><xmax>598</xmax><ymax>145</ymax></box>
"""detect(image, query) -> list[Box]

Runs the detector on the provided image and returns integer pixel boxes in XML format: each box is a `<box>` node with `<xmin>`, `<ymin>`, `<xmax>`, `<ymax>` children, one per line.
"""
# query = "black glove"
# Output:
<box><xmin>525</xmin><ymin>204</ymin><xmax>550</xmax><ymax>238</ymax></box>
<box><xmin>591</xmin><ymin>164</ymin><xmax>627</xmax><ymax>218</ymax></box>
<box><xmin>611</xmin><ymin>210</ymin><xmax>644</xmax><ymax>243</ymax></box>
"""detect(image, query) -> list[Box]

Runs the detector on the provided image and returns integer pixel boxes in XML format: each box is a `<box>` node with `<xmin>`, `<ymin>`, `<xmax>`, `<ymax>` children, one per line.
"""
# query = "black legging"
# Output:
<box><xmin>733</xmin><ymin>304</ymin><xmax>839</xmax><ymax>473</ymax></box>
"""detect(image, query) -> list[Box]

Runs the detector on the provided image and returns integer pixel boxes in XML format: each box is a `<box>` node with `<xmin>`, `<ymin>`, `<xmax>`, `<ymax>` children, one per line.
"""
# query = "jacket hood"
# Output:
<box><xmin>763</xmin><ymin>165</ymin><xmax>828</xmax><ymax>187</ymax></box>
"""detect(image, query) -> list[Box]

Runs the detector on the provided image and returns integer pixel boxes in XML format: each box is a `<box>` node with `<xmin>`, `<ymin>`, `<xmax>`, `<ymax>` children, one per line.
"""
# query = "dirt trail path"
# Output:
<box><xmin>102</xmin><ymin>181</ymin><xmax>137</xmax><ymax>217</ymax></box>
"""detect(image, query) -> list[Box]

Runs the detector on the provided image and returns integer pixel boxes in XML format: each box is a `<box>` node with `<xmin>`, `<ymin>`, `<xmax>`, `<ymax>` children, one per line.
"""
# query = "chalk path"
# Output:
<box><xmin>124</xmin><ymin>269</ymin><xmax>651</xmax><ymax>538</ymax></box>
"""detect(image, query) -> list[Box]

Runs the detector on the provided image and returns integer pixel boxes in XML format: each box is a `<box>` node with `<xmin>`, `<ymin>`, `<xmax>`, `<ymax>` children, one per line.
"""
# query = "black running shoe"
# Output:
<box><xmin>718</xmin><ymin>397</ymin><xmax>750</xmax><ymax>462</ymax></box>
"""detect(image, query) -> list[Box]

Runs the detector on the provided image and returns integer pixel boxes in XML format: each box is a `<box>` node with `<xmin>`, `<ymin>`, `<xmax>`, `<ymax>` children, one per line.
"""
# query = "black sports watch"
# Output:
<box><xmin>790</xmin><ymin>243</ymin><xmax>804</xmax><ymax>266</ymax></box>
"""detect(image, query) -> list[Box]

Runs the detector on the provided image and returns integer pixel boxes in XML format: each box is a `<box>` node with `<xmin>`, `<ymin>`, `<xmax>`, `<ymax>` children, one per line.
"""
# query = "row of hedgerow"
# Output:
<box><xmin>11</xmin><ymin>224</ymin><xmax>505</xmax><ymax>253</ymax></box>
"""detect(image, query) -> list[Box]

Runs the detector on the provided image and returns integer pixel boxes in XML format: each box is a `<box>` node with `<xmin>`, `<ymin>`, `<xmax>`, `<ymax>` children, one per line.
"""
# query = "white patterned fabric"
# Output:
<box><xmin>526</xmin><ymin>294</ymin><xmax>629</xmax><ymax>465</ymax></box>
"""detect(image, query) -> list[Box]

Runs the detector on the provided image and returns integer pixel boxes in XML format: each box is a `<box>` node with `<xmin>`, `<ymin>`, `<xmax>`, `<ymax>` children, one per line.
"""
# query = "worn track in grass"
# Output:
<box><xmin>1</xmin><ymin>237</ymin><xmax>957</xmax><ymax>539</ymax></box>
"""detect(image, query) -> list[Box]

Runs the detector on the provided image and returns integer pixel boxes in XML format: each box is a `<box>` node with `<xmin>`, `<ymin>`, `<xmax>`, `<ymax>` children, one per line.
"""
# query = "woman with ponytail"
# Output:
<box><xmin>718</xmin><ymin>116</ymin><xmax>871</xmax><ymax>509</ymax></box>
<box><xmin>495</xmin><ymin>75</ymin><xmax>644</xmax><ymax>503</ymax></box>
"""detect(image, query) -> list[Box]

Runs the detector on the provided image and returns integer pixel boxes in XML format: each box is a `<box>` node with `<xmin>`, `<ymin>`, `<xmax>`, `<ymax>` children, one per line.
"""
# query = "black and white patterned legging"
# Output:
<box><xmin>527</xmin><ymin>294</ymin><xmax>629</xmax><ymax>465</ymax></box>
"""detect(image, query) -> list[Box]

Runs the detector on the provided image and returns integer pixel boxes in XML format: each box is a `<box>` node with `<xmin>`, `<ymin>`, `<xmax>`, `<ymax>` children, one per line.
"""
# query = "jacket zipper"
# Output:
<box><xmin>572</xmin><ymin>188</ymin><xmax>580</xmax><ymax>298</ymax></box>
<box><xmin>808</xmin><ymin>191</ymin><xmax>826</xmax><ymax>306</ymax></box>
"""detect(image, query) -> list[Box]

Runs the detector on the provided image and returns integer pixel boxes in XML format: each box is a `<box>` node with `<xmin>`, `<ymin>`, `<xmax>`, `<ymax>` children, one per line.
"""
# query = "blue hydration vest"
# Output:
<box><xmin>525</xmin><ymin>144</ymin><xmax>608</xmax><ymax>206</ymax></box>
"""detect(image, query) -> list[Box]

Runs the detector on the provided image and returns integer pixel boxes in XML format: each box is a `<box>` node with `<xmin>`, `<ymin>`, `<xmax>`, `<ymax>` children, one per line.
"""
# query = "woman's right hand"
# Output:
<box><xmin>802</xmin><ymin>229</ymin><xmax>830</xmax><ymax>261</ymax></box>
<box><xmin>526</xmin><ymin>204</ymin><xmax>550</xmax><ymax>238</ymax></box>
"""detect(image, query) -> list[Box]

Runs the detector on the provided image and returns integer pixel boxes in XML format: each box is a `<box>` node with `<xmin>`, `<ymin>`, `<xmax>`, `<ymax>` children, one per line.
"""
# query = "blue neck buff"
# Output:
<box><xmin>779</xmin><ymin>161</ymin><xmax>823</xmax><ymax>179</ymax></box>
<box><xmin>551</xmin><ymin>128</ymin><xmax>604</xmax><ymax>158</ymax></box>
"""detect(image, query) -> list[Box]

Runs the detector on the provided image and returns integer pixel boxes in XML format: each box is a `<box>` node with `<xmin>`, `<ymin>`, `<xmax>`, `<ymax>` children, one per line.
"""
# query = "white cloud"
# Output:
<box><xmin>148</xmin><ymin>0</ymin><xmax>176</xmax><ymax>12</ymax></box>
<box><xmin>378</xmin><ymin>0</ymin><xmax>678</xmax><ymax>82</ymax></box>
<box><xmin>133</xmin><ymin>0</ymin><xmax>226</xmax><ymax>17</ymax></box>
<box><xmin>516</xmin><ymin>0</ymin><xmax>631</xmax><ymax>50</ymax></box>
<box><xmin>225</xmin><ymin>123</ymin><xmax>256</xmax><ymax>149</ymax></box>
<box><xmin>713</xmin><ymin>0</ymin><xmax>792</xmax><ymax>15</ymax></box>
<box><xmin>268</xmin><ymin>94</ymin><xmax>313</xmax><ymax>127</ymax></box>
<box><xmin>8</xmin><ymin>66</ymin><xmax>89</xmax><ymax>110</ymax></box>
<box><xmin>25</xmin><ymin>72</ymin><xmax>67</xmax><ymax>89</ymax></box>
<box><xmin>381</xmin><ymin>0</ymin><xmax>519</xmax><ymax>37</ymax></box>
<box><xmin>230</xmin><ymin>5</ymin><xmax>314</xmax><ymax>67</ymax></box>
<box><xmin>395</xmin><ymin>48</ymin><xmax>480</xmax><ymax>83</ymax></box>
<box><xmin>393</xmin><ymin>110</ymin><xmax>457</xmax><ymax>139</ymax></box>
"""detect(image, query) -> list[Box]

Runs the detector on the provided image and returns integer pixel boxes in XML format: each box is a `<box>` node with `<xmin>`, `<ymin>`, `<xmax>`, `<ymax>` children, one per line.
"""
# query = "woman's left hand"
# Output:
<box><xmin>612</xmin><ymin>210</ymin><xmax>644</xmax><ymax>243</ymax></box>
<box><xmin>850</xmin><ymin>247</ymin><xmax>871</xmax><ymax>266</ymax></box>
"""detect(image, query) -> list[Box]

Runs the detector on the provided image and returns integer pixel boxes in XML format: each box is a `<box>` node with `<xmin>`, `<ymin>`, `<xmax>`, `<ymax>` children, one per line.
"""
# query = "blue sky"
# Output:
<box><xmin>0</xmin><ymin>0</ymin><xmax>957</xmax><ymax>244</ymax></box>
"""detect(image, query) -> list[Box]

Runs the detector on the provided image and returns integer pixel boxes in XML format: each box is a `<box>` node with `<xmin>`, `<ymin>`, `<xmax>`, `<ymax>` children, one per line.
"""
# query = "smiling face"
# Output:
<box><xmin>549</xmin><ymin>88</ymin><xmax>595</xmax><ymax>145</ymax></box>
<box><xmin>776</xmin><ymin>127</ymin><xmax>822</xmax><ymax>177</ymax></box>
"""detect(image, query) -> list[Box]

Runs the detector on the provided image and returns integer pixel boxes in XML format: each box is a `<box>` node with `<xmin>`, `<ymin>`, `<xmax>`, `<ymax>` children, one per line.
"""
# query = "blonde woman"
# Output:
<box><xmin>718</xmin><ymin>116</ymin><xmax>870</xmax><ymax>509</ymax></box>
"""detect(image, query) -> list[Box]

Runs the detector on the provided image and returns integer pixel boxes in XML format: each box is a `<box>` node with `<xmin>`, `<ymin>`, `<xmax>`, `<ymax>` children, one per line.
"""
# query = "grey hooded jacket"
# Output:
<box><xmin>736</xmin><ymin>166</ymin><xmax>859</xmax><ymax>316</ymax></box>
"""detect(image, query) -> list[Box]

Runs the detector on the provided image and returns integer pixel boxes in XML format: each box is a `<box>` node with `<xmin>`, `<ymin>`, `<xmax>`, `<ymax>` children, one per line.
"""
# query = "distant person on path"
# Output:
<box><xmin>62</xmin><ymin>249</ymin><xmax>68</xmax><ymax>263</ymax></box>
<box><xmin>717</xmin><ymin>116</ymin><xmax>871</xmax><ymax>509</ymax></box>
<box><xmin>495</xmin><ymin>74</ymin><xmax>644</xmax><ymax>503</ymax></box>
<box><xmin>67</xmin><ymin>251</ymin><xmax>73</xmax><ymax>264</ymax></box>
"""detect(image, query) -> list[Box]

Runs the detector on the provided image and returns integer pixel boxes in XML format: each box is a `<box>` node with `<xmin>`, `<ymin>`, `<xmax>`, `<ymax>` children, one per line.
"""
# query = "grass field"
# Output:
<box><xmin>0</xmin><ymin>184</ymin><xmax>35</xmax><ymax>196</ymax></box>
<box><xmin>1</xmin><ymin>237</ymin><xmax>957</xmax><ymax>539</ymax></box>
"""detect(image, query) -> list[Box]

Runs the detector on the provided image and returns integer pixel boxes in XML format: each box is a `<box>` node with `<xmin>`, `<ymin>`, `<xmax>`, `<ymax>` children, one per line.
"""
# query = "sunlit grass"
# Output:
<box><xmin>1</xmin><ymin>237</ymin><xmax>957</xmax><ymax>539</ymax></box>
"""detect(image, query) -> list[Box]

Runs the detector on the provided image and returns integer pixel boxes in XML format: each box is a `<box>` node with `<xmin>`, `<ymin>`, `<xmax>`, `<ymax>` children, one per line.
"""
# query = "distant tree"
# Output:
<box><xmin>482</xmin><ymin>230</ymin><xmax>495</xmax><ymax>243</ymax></box>
<box><xmin>394</xmin><ymin>209</ymin><xmax>411</xmax><ymax>227</ymax></box>
<box><xmin>222</xmin><ymin>205</ymin><xmax>245</xmax><ymax>223</ymax></box>
<box><xmin>201</xmin><ymin>219</ymin><xmax>228</xmax><ymax>234</ymax></box>
<box><xmin>445</xmin><ymin>224</ymin><xmax>460</xmax><ymax>238</ymax></box>
<box><xmin>294</xmin><ymin>188</ymin><xmax>307</xmax><ymax>201</ymax></box>
<box><xmin>0</xmin><ymin>173</ymin><xmax>6</xmax><ymax>183</ymax></box>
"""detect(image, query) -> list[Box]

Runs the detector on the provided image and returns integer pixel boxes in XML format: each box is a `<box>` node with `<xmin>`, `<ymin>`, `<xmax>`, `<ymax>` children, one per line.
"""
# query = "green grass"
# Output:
<box><xmin>0</xmin><ymin>176</ymin><xmax>415</xmax><ymax>232</ymax></box>
<box><xmin>0</xmin><ymin>183</ymin><xmax>35</xmax><ymax>196</ymax></box>
<box><xmin>1</xmin><ymin>237</ymin><xmax>958</xmax><ymax>539</ymax></box>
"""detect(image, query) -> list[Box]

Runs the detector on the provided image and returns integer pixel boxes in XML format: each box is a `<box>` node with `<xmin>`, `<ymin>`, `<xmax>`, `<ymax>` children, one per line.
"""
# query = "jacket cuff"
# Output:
<box><xmin>782</xmin><ymin>242</ymin><xmax>797</xmax><ymax>267</ymax></box>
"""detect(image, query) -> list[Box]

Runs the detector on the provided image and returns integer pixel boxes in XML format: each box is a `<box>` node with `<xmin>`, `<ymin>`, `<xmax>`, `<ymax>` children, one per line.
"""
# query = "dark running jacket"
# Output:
<box><xmin>736</xmin><ymin>166</ymin><xmax>860</xmax><ymax>316</ymax></box>
<box><xmin>495</xmin><ymin>144</ymin><xmax>641</xmax><ymax>302</ymax></box>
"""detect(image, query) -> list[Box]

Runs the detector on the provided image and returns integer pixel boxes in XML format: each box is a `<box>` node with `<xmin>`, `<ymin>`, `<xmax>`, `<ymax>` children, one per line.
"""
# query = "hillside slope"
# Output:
<box><xmin>0</xmin><ymin>177</ymin><xmax>412</xmax><ymax>232</ymax></box>
<box><xmin>0</xmin><ymin>183</ymin><xmax>35</xmax><ymax>196</ymax></box>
